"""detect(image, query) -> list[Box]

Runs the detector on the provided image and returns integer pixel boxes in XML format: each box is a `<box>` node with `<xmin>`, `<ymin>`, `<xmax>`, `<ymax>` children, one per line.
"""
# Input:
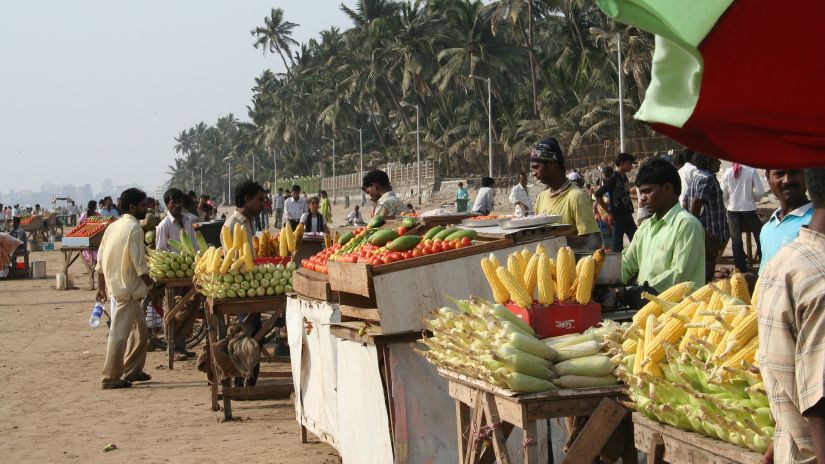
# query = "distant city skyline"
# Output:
<box><xmin>1</xmin><ymin>1</ymin><xmax>351</xmax><ymax>194</ymax></box>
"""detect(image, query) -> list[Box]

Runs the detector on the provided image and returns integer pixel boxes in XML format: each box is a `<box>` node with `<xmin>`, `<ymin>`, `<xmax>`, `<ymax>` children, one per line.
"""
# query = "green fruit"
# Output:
<box><xmin>285</xmin><ymin>285</ymin><xmax>293</xmax><ymax>293</ymax></box>
<box><xmin>445</xmin><ymin>229</ymin><xmax>477</xmax><ymax>241</ymax></box>
<box><xmin>185</xmin><ymin>256</ymin><xmax>194</xmax><ymax>265</ymax></box>
<box><xmin>166</xmin><ymin>271</ymin><xmax>176</xmax><ymax>279</ymax></box>
<box><xmin>276</xmin><ymin>264</ymin><xmax>285</xmax><ymax>272</ymax></box>
<box><xmin>434</xmin><ymin>228</ymin><xmax>457</xmax><ymax>241</ymax></box>
<box><xmin>240</xmin><ymin>281</ymin><xmax>250</xmax><ymax>290</ymax></box>
<box><xmin>231</xmin><ymin>283</ymin><xmax>240</xmax><ymax>291</ymax></box>
<box><xmin>264</xmin><ymin>273</ymin><xmax>273</xmax><ymax>281</ymax></box>
<box><xmin>423</xmin><ymin>226</ymin><xmax>444</xmax><ymax>240</ymax></box>
<box><xmin>175</xmin><ymin>270</ymin><xmax>185</xmax><ymax>278</ymax></box>
<box><xmin>256</xmin><ymin>286</ymin><xmax>266</xmax><ymax>297</ymax></box>
<box><xmin>170</xmin><ymin>261</ymin><xmax>180</xmax><ymax>271</ymax></box>
<box><xmin>338</xmin><ymin>231</ymin><xmax>355</xmax><ymax>246</ymax></box>
<box><xmin>246</xmin><ymin>288</ymin><xmax>257</xmax><ymax>298</ymax></box>
<box><xmin>260</xmin><ymin>278</ymin><xmax>269</xmax><ymax>288</ymax></box>
<box><xmin>223</xmin><ymin>275</ymin><xmax>235</xmax><ymax>284</ymax></box>
<box><xmin>254</xmin><ymin>273</ymin><xmax>263</xmax><ymax>281</ymax></box>
<box><xmin>368</xmin><ymin>215</ymin><xmax>384</xmax><ymax>229</ymax></box>
<box><xmin>286</xmin><ymin>261</ymin><xmax>296</xmax><ymax>272</ymax></box>
<box><xmin>186</xmin><ymin>270</ymin><xmax>194</xmax><ymax>277</ymax></box>
<box><xmin>244</xmin><ymin>273</ymin><xmax>254</xmax><ymax>282</ymax></box>
<box><xmin>279</xmin><ymin>278</ymin><xmax>287</xmax><ymax>286</ymax></box>
<box><xmin>369</xmin><ymin>229</ymin><xmax>400</xmax><ymax>246</ymax></box>
<box><xmin>144</xmin><ymin>230</ymin><xmax>156</xmax><ymax>245</ymax></box>
<box><xmin>250</xmin><ymin>280</ymin><xmax>259</xmax><ymax>289</ymax></box>
<box><xmin>402</xmin><ymin>217</ymin><xmax>416</xmax><ymax>228</ymax></box>
<box><xmin>226</xmin><ymin>290</ymin><xmax>237</xmax><ymax>299</ymax></box>
<box><xmin>265</xmin><ymin>286</ymin><xmax>275</xmax><ymax>296</ymax></box>
<box><xmin>387</xmin><ymin>235</ymin><xmax>421</xmax><ymax>252</ymax></box>
<box><xmin>217</xmin><ymin>291</ymin><xmax>227</xmax><ymax>299</ymax></box>
<box><xmin>275</xmin><ymin>285</ymin><xmax>284</xmax><ymax>295</ymax></box>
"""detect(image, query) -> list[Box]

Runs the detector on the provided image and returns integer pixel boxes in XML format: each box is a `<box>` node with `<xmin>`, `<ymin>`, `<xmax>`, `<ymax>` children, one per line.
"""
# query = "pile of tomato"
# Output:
<box><xmin>300</xmin><ymin>243</ymin><xmax>342</xmax><ymax>274</ymax></box>
<box><xmin>332</xmin><ymin>236</ymin><xmax>474</xmax><ymax>266</ymax></box>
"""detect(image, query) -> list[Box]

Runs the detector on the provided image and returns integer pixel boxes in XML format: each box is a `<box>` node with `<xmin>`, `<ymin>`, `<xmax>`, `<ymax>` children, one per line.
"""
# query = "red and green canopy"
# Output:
<box><xmin>598</xmin><ymin>0</ymin><xmax>825</xmax><ymax>168</ymax></box>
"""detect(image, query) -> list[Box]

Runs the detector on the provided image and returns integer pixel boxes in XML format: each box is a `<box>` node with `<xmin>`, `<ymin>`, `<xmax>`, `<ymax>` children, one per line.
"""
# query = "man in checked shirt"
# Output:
<box><xmin>757</xmin><ymin>167</ymin><xmax>825</xmax><ymax>463</ymax></box>
<box><xmin>685</xmin><ymin>152</ymin><xmax>729</xmax><ymax>282</ymax></box>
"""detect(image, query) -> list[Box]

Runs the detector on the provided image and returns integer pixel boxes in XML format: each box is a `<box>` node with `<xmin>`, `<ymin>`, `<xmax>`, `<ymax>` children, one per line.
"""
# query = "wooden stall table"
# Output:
<box><xmin>441</xmin><ymin>369</ymin><xmax>632</xmax><ymax>464</ymax></box>
<box><xmin>60</xmin><ymin>246</ymin><xmax>98</xmax><ymax>290</ymax></box>
<box><xmin>204</xmin><ymin>295</ymin><xmax>293</xmax><ymax>420</ymax></box>
<box><xmin>633</xmin><ymin>413</ymin><xmax>762</xmax><ymax>464</ymax></box>
<box><xmin>156</xmin><ymin>277</ymin><xmax>199</xmax><ymax>369</ymax></box>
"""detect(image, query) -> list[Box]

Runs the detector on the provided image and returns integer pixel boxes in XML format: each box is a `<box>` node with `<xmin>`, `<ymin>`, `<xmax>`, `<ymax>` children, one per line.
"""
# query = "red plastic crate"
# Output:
<box><xmin>253</xmin><ymin>257</ymin><xmax>291</xmax><ymax>266</ymax></box>
<box><xmin>505</xmin><ymin>301</ymin><xmax>602</xmax><ymax>338</ymax></box>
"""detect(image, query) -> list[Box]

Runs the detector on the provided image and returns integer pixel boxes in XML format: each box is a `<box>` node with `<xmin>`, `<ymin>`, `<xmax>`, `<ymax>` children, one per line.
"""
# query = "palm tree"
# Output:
<box><xmin>251</xmin><ymin>8</ymin><xmax>299</xmax><ymax>75</ymax></box>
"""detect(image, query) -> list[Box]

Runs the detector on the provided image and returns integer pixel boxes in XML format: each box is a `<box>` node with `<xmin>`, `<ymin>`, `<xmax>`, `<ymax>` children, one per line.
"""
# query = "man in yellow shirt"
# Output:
<box><xmin>530</xmin><ymin>137</ymin><xmax>602</xmax><ymax>250</ymax></box>
<box><xmin>96</xmin><ymin>188</ymin><xmax>161</xmax><ymax>389</ymax></box>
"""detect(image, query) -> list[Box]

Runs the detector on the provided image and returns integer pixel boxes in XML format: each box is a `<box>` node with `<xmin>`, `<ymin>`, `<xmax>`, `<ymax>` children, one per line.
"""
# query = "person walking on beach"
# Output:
<box><xmin>508</xmin><ymin>173</ymin><xmax>532</xmax><ymax>217</ymax></box>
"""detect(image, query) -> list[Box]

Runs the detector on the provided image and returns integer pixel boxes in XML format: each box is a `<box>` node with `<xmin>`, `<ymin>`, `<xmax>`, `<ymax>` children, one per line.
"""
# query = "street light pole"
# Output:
<box><xmin>252</xmin><ymin>155</ymin><xmax>256</xmax><ymax>182</ymax></box>
<box><xmin>200</xmin><ymin>168</ymin><xmax>203</xmax><ymax>193</ymax></box>
<box><xmin>359</xmin><ymin>128</ymin><xmax>364</xmax><ymax>206</ymax></box>
<box><xmin>617</xmin><ymin>32</ymin><xmax>625</xmax><ymax>152</ymax></box>
<box><xmin>273</xmin><ymin>149</ymin><xmax>278</xmax><ymax>192</ymax></box>
<box><xmin>322</xmin><ymin>135</ymin><xmax>336</xmax><ymax>205</ymax></box>
<box><xmin>227</xmin><ymin>164</ymin><xmax>232</xmax><ymax>205</ymax></box>
<box><xmin>469</xmin><ymin>75</ymin><xmax>493</xmax><ymax>177</ymax></box>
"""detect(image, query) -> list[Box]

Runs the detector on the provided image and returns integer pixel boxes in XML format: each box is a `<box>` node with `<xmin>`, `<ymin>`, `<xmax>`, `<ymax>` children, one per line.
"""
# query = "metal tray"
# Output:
<box><xmin>498</xmin><ymin>215</ymin><xmax>560</xmax><ymax>229</ymax></box>
<box><xmin>460</xmin><ymin>217</ymin><xmax>506</xmax><ymax>227</ymax></box>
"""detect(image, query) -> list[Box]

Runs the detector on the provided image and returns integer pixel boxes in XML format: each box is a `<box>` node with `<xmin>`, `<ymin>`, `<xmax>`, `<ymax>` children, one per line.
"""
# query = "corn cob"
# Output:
<box><xmin>714</xmin><ymin>309</ymin><xmax>757</xmax><ymax>359</ymax></box>
<box><xmin>751</xmin><ymin>275</ymin><xmax>762</xmax><ymax>305</ymax></box>
<box><xmin>575</xmin><ymin>256</ymin><xmax>595</xmax><ymax>304</ymax></box>
<box><xmin>622</xmin><ymin>338</ymin><xmax>638</xmax><ymax>354</ymax></box>
<box><xmin>631</xmin><ymin>282</ymin><xmax>694</xmax><ymax>329</ymax></box>
<box><xmin>232</xmin><ymin>223</ymin><xmax>244</xmax><ymax>250</ymax></box>
<box><xmin>646</xmin><ymin>303</ymin><xmax>696</xmax><ymax>364</ymax></box>
<box><xmin>285</xmin><ymin>222</ymin><xmax>296</xmax><ymax>253</ymax></box>
<box><xmin>642</xmin><ymin>314</ymin><xmax>662</xmax><ymax>375</ymax></box>
<box><xmin>253</xmin><ymin>236</ymin><xmax>260</xmax><ymax>256</ymax></box>
<box><xmin>548</xmin><ymin>258</ymin><xmax>556</xmax><ymax>280</ymax></box>
<box><xmin>680</xmin><ymin>300</ymin><xmax>707</xmax><ymax>352</ymax></box>
<box><xmin>524</xmin><ymin>254</ymin><xmax>540</xmax><ymax>297</ymax></box>
<box><xmin>279</xmin><ymin>227</ymin><xmax>289</xmax><ymax>257</ymax></box>
<box><xmin>520</xmin><ymin>248</ymin><xmax>532</xmax><ymax>266</ymax></box>
<box><xmin>556</xmin><ymin>247</ymin><xmax>576</xmax><ymax>302</ymax></box>
<box><xmin>221</xmin><ymin>226</ymin><xmax>233</xmax><ymax>250</ymax></box>
<box><xmin>536</xmin><ymin>255</ymin><xmax>555</xmax><ymax>305</ymax></box>
<box><xmin>496</xmin><ymin>267</ymin><xmax>532</xmax><ymax>308</ymax></box>
<box><xmin>535</xmin><ymin>243</ymin><xmax>547</xmax><ymax>255</ymax></box>
<box><xmin>592</xmin><ymin>248</ymin><xmax>605</xmax><ymax>287</ymax></box>
<box><xmin>633</xmin><ymin>335</ymin><xmax>645</xmax><ymax>375</ymax></box>
<box><xmin>508</xmin><ymin>254</ymin><xmax>527</xmax><ymax>290</ymax></box>
<box><xmin>687</xmin><ymin>283</ymin><xmax>715</xmax><ymax>303</ymax></box>
<box><xmin>730</xmin><ymin>272</ymin><xmax>751</xmax><ymax>305</ymax></box>
<box><xmin>481</xmin><ymin>256</ymin><xmax>509</xmax><ymax>304</ymax></box>
<box><xmin>720</xmin><ymin>337</ymin><xmax>758</xmax><ymax>372</ymax></box>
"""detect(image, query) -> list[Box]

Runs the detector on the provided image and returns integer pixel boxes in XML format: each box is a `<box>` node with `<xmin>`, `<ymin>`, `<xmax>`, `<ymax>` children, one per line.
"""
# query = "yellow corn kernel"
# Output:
<box><xmin>556</xmin><ymin>247</ymin><xmax>576</xmax><ymax>302</ymax></box>
<box><xmin>631</xmin><ymin>282</ymin><xmax>695</xmax><ymax>328</ymax></box>
<box><xmin>622</xmin><ymin>338</ymin><xmax>638</xmax><ymax>354</ymax></box>
<box><xmin>592</xmin><ymin>248</ymin><xmax>605</xmax><ymax>287</ymax></box>
<box><xmin>508</xmin><ymin>254</ymin><xmax>526</xmax><ymax>290</ymax></box>
<box><xmin>496</xmin><ymin>267</ymin><xmax>533</xmax><ymax>308</ymax></box>
<box><xmin>633</xmin><ymin>335</ymin><xmax>645</xmax><ymax>375</ymax></box>
<box><xmin>536</xmin><ymin>255</ymin><xmax>555</xmax><ymax>305</ymax></box>
<box><xmin>721</xmin><ymin>337</ymin><xmax>758</xmax><ymax>371</ymax></box>
<box><xmin>706</xmin><ymin>279</ymin><xmax>731</xmax><ymax>312</ymax></box>
<box><xmin>481</xmin><ymin>257</ymin><xmax>509</xmax><ymax>304</ymax></box>
<box><xmin>730</xmin><ymin>272</ymin><xmax>751</xmax><ymax>305</ymax></box>
<box><xmin>575</xmin><ymin>256</ymin><xmax>595</xmax><ymax>304</ymax></box>
<box><xmin>524</xmin><ymin>254</ymin><xmax>540</xmax><ymax>297</ymax></box>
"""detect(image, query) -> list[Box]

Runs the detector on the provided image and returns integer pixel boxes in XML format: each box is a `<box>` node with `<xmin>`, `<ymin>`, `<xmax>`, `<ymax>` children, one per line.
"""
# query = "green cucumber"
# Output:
<box><xmin>368</xmin><ymin>215</ymin><xmax>385</xmax><ymax>229</ymax></box>
<box><xmin>423</xmin><ymin>226</ymin><xmax>444</xmax><ymax>240</ymax></box>
<box><xmin>434</xmin><ymin>228</ymin><xmax>457</xmax><ymax>241</ymax></box>
<box><xmin>445</xmin><ymin>229</ymin><xmax>477</xmax><ymax>241</ymax></box>
<box><xmin>387</xmin><ymin>235</ymin><xmax>421</xmax><ymax>252</ymax></box>
<box><xmin>369</xmin><ymin>229</ymin><xmax>400</xmax><ymax>246</ymax></box>
<box><xmin>402</xmin><ymin>217</ymin><xmax>416</xmax><ymax>228</ymax></box>
<box><xmin>339</xmin><ymin>231</ymin><xmax>355</xmax><ymax>246</ymax></box>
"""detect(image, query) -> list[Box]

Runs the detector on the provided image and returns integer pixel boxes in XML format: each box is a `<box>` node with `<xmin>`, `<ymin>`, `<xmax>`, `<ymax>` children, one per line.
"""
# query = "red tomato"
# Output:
<box><xmin>431</xmin><ymin>243</ymin><xmax>443</xmax><ymax>253</ymax></box>
<box><xmin>412</xmin><ymin>249</ymin><xmax>423</xmax><ymax>258</ymax></box>
<box><xmin>397</xmin><ymin>226</ymin><xmax>409</xmax><ymax>235</ymax></box>
<box><xmin>371</xmin><ymin>257</ymin><xmax>384</xmax><ymax>266</ymax></box>
<box><xmin>401</xmin><ymin>251</ymin><xmax>412</xmax><ymax>260</ymax></box>
<box><xmin>422</xmin><ymin>246</ymin><xmax>433</xmax><ymax>255</ymax></box>
<box><xmin>390</xmin><ymin>252</ymin><xmax>403</xmax><ymax>261</ymax></box>
<box><xmin>455</xmin><ymin>241</ymin><xmax>466</xmax><ymax>249</ymax></box>
<box><xmin>424</xmin><ymin>239</ymin><xmax>433</xmax><ymax>246</ymax></box>
<box><xmin>382</xmin><ymin>255</ymin><xmax>396</xmax><ymax>264</ymax></box>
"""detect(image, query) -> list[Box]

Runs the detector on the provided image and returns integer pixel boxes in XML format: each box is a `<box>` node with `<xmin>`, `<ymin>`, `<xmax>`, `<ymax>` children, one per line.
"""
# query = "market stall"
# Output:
<box><xmin>60</xmin><ymin>217</ymin><xmax>114</xmax><ymax>289</ymax></box>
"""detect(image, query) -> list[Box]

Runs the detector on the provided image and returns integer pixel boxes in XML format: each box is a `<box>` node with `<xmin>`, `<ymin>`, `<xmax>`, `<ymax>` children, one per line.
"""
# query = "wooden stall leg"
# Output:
<box><xmin>456</xmin><ymin>400</ymin><xmax>470</xmax><ymax>463</ymax></box>
<box><xmin>300</xmin><ymin>424</ymin><xmax>308</xmax><ymax>444</ymax></box>
<box><xmin>561</xmin><ymin>397</ymin><xmax>627</xmax><ymax>464</ymax></box>
<box><xmin>522</xmin><ymin>421</ymin><xmax>540</xmax><ymax>464</ymax></box>
<box><xmin>216</xmin><ymin>314</ymin><xmax>233</xmax><ymax>420</ymax></box>
<box><xmin>167</xmin><ymin>319</ymin><xmax>176</xmax><ymax>370</ymax></box>
<box><xmin>466</xmin><ymin>393</ymin><xmax>485</xmax><ymax>464</ymax></box>
<box><xmin>647</xmin><ymin>432</ymin><xmax>665</xmax><ymax>464</ymax></box>
<box><xmin>480</xmin><ymin>394</ymin><xmax>512</xmax><ymax>464</ymax></box>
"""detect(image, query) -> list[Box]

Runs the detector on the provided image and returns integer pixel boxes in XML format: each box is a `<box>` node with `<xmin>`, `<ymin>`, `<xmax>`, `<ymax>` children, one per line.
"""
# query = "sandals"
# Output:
<box><xmin>123</xmin><ymin>372</ymin><xmax>152</xmax><ymax>382</ymax></box>
<box><xmin>101</xmin><ymin>379</ymin><xmax>132</xmax><ymax>390</ymax></box>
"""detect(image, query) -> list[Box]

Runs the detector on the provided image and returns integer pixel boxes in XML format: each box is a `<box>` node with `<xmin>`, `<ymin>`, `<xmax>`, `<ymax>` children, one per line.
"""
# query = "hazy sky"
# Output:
<box><xmin>0</xmin><ymin>1</ymin><xmax>351</xmax><ymax>193</ymax></box>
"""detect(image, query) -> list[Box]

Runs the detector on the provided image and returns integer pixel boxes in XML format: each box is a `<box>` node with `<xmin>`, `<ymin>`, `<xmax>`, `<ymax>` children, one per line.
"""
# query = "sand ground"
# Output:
<box><xmin>0</xmin><ymin>249</ymin><xmax>338</xmax><ymax>464</ymax></box>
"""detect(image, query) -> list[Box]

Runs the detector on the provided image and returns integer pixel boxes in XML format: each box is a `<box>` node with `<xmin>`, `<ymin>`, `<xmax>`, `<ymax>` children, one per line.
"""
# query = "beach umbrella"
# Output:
<box><xmin>597</xmin><ymin>0</ymin><xmax>825</xmax><ymax>168</ymax></box>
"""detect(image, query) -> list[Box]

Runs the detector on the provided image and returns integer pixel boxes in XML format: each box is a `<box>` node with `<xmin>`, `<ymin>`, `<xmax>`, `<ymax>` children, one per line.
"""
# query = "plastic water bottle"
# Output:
<box><xmin>89</xmin><ymin>302</ymin><xmax>104</xmax><ymax>328</ymax></box>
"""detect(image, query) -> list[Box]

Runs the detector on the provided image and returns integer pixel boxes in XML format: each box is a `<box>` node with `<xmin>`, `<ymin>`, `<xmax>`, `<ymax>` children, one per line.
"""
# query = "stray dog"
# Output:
<box><xmin>227</xmin><ymin>323</ymin><xmax>260</xmax><ymax>387</ymax></box>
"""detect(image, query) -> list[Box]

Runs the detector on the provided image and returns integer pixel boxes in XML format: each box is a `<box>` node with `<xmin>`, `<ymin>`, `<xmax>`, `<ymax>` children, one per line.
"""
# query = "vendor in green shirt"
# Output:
<box><xmin>622</xmin><ymin>158</ymin><xmax>706</xmax><ymax>292</ymax></box>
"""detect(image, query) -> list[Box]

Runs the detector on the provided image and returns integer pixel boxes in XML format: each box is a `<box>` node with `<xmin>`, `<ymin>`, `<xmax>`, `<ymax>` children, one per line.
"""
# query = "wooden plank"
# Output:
<box><xmin>338</xmin><ymin>291</ymin><xmax>377</xmax><ymax>309</ymax></box>
<box><xmin>481</xmin><ymin>393</ymin><xmax>512</xmax><ymax>464</ymax></box>
<box><xmin>632</xmin><ymin>413</ymin><xmax>762</xmax><ymax>464</ymax></box>
<box><xmin>647</xmin><ymin>432</ymin><xmax>665</xmax><ymax>464</ymax></box>
<box><xmin>327</xmin><ymin>261</ymin><xmax>373</xmax><ymax>297</ymax></box>
<box><xmin>329</xmin><ymin>322</ymin><xmax>382</xmax><ymax>345</ymax></box>
<box><xmin>293</xmin><ymin>267</ymin><xmax>337</xmax><ymax>301</ymax></box>
<box><xmin>456</xmin><ymin>400</ymin><xmax>470</xmax><ymax>463</ymax></box>
<box><xmin>340</xmin><ymin>304</ymin><xmax>381</xmax><ymax>322</ymax></box>
<box><xmin>207</xmin><ymin>296</ymin><xmax>287</xmax><ymax>315</ymax></box>
<box><xmin>220</xmin><ymin>381</ymin><xmax>294</xmax><ymax>400</ymax></box>
<box><xmin>561</xmin><ymin>397</ymin><xmax>628</xmax><ymax>464</ymax></box>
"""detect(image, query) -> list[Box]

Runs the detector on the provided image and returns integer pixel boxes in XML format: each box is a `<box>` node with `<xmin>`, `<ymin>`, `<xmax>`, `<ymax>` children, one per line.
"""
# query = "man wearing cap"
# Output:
<box><xmin>530</xmin><ymin>138</ymin><xmax>602</xmax><ymax>251</ymax></box>
<box><xmin>595</xmin><ymin>152</ymin><xmax>638</xmax><ymax>252</ymax></box>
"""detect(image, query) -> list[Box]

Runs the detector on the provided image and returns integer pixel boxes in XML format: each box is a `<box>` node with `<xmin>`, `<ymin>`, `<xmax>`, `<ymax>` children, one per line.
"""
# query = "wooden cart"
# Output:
<box><xmin>441</xmin><ymin>369</ymin><xmax>633</xmax><ymax>464</ymax></box>
<box><xmin>633</xmin><ymin>413</ymin><xmax>763</xmax><ymax>464</ymax></box>
<box><xmin>60</xmin><ymin>246</ymin><xmax>98</xmax><ymax>290</ymax></box>
<box><xmin>204</xmin><ymin>295</ymin><xmax>293</xmax><ymax>420</ymax></box>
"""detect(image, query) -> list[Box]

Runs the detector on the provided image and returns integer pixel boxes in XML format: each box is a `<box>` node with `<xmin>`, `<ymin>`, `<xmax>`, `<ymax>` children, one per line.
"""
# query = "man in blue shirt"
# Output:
<box><xmin>759</xmin><ymin>168</ymin><xmax>812</xmax><ymax>272</ymax></box>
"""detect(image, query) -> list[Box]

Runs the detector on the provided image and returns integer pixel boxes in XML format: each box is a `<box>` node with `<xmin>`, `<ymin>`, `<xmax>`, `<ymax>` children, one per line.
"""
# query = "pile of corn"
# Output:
<box><xmin>481</xmin><ymin>245</ymin><xmax>605</xmax><ymax>308</ymax></box>
<box><xmin>253</xmin><ymin>223</ymin><xmax>302</xmax><ymax>258</ymax></box>
<box><xmin>416</xmin><ymin>298</ymin><xmax>621</xmax><ymax>393</ymax></box>
<box><xmin>612</xmin><ymin>273</ymin><xmax>772</xmax><ymax>452</ymax></box>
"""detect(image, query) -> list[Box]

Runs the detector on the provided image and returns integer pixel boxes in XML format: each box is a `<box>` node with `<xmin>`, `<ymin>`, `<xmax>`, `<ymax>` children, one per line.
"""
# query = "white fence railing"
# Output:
<box><xmin>320</xmin><ymin>161</ymin><xmax>436</xmax><ymax>191</ymax></box>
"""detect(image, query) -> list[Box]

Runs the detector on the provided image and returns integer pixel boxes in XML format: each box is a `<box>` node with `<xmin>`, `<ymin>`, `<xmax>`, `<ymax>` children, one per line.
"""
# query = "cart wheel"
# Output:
<box><xmin>185</xmin><ymin>319</ymin><xmax>207</xmax><ymax>348</ymax></box>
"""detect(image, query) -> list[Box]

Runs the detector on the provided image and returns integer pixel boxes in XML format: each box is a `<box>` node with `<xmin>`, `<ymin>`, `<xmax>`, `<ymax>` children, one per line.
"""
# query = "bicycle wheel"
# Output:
<box><xmin>185</xmin><ymin>316</ymin><xmax>207</xmax><ymax>348</ymax></box>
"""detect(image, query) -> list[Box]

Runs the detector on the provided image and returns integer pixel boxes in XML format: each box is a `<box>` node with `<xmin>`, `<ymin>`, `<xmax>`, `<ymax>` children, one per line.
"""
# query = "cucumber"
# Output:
<box><xmin>423</xmin><ymin>226</ymin><xmax>444</xmax><ymax>240</ymax></box>
<box><xmin>386</xmin><ymin>235</ymin><xmax>421</xmax><ymax>251</ymax></box>
<box><xmin>433</xmin><ymin>227</ymin><xmax>457</xmax><ymax>241</ymax></box>
<box><xmin>402</xmin><ymin>217</ymin><xmax>416</xmax><ymax>228</ymax></box>
<box><xmin>368</xmin><ymin>215</ymin><xmax>385</xmax><ymax>229</ymax></box>
<box><xmin>369</xmin><ymin>229</ymin><xmax>400</xmax><ymax>246</ymax></box>
<box><xmin>445</xmin><ymin>229</ymin><xmax>477</xmax><ymax>241</ymax></box>
<box><xmin>338</xmin><ymin>231</ymin><xmax>355</xmax><ymax>245</ymax></box>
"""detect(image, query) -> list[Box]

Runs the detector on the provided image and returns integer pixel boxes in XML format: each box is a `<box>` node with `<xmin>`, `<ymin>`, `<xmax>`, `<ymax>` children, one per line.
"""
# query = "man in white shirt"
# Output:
<box><xmin>283</xmin><ymin>185</ymin><xmax>307</xmax><ymax>230</ymax></box>
<box><xmin>99</xmin><ymin>196</ymin><xmax>121</xmax><ymax>218</ymax></box>
<box><xmin>676</xmin><ymin>149</ymin><xmax>698</xmax><ymax>208</ymax></box>
<box><xmin>96</xmin><ymin>188</ymin><xmax>161</xmax><ymax>389</ymax></box>
<box><xmin>721</xmin><ymin>163</ymin><xmax>764</xmax><ymax>272</ymax></box>
<box><xmin>508</xmin><ymin>173</ymin><xmax>532</xmax><ymax>217</ymax></box>
<box><xmin>155</xmin><ymin>188</ymin><xmax>199</xmax><ymax>253</ymax></box>
<box><xmin>472</xmin><ymin>177</ymin><xmax>496</xmax><ymax>216</ymax></box>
